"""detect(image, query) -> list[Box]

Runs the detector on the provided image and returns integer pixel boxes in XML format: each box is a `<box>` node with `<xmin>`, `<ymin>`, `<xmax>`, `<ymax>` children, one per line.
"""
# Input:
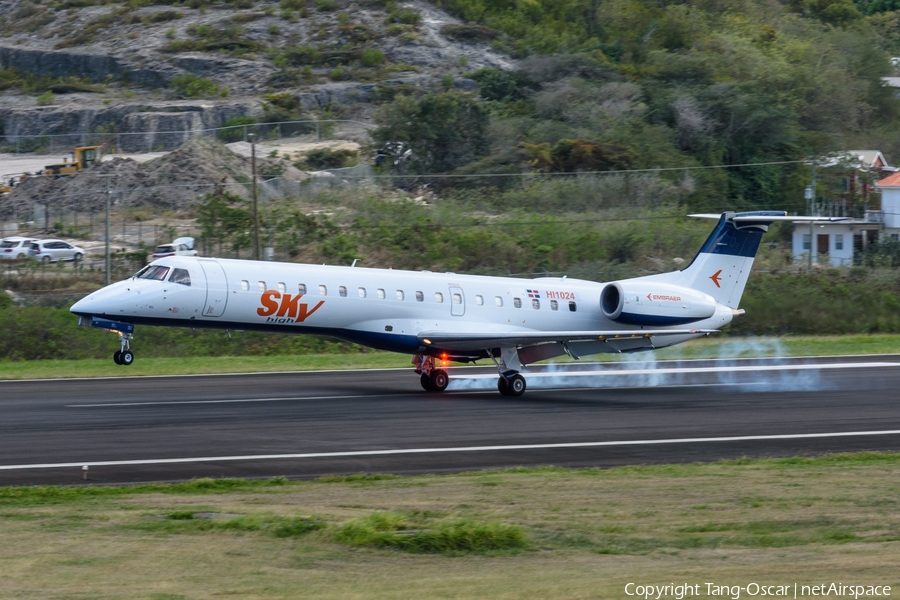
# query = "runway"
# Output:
<box><xmin>3</xmin><ymin>354</ymin><xmax>900</xmax><ymax>485</ymax></box>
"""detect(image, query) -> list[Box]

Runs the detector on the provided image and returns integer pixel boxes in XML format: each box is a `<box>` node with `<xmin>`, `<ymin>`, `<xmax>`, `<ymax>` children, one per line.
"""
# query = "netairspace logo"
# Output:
<box><xmin>624</xmin><ymin>583</ymin><xmax>892</xmax><ymax>600</ymax></box>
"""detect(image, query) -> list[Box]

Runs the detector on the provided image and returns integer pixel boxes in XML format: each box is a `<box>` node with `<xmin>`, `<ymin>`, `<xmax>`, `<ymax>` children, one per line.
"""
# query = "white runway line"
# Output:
<box><xmin>456</xmin><ymin>361</ymin><xmax>900</xmax><ymax>380</ymax></box>
<box><xmin>2</xmin><ymin>429</ymin><xmax>900</xmax><ymax>471</ymax></box>
<box><xmin>64</xmin><ymin>361</ymin><xmax>900</xmax><ymax>407</ymax></box>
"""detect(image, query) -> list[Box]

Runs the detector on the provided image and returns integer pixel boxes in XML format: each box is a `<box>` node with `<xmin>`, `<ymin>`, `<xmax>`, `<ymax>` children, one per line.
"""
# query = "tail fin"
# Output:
<box><xmin>674</xmin><ymin>211</ymin><xmax>786</xmax><ymax>308</ymax></box>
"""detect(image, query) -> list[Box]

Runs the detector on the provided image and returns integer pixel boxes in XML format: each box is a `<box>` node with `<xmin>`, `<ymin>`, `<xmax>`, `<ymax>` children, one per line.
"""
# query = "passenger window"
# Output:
<box><xmin>339</xmin><ymin>286</ymin><xmax>347</xmax><ymax>297</ymax></box>
<box><xmin>551</xmin><ymin>300</ymin><xmax>558</xmax><ymax>311</ymax></box>
<box><xmin>358</xmin><ymin>287</ymin><xmax>367</xmax><ymax>298</ymax></box>
<box><xmin>435</xmin><ymin>292</ymin><xmax>444</xmax><ymax>303</ymax></box>
<box><xmin>495</xmin><ymin>296</ymin><xmax>503</xmax><ymax>307</ymax></box>
<box><xmin>396</xmin><ymin>290</ymin><xmax>405</xmax><ymax>301</ymax></box>
<box><xmin>169</xmin><ymin>268</ymin><xmax>191</xmax><ymax>286</ymax></box>
<box><xmin>569</xmin><ymin>301</ymin><xmax>577</xmax><ymax>312</ymax></box>
<box><xmin>513</xmin><ymin>298</ymin><xmax>522</xmax><ymax>308</ymax></box>
<box><xmin>453</xmin><ymin>293</ymin><xmax>462</xmax><ymax>305</ymax></box>
<box><xmin>298</xmin><ymin>283</ymin><xmax>307</xmax><ymax>295</ymax></box>
<box><xmin>475</xmin><ymin>295</ymin><xmax>484</xmax><ymax>306</ymax></box>
<box><xmin>319</xmin><ymin>285</ymin><xmax>327</xmax><ymax>296</ymax></box>
<box><xmin>377</xmin><ymin>288</ymin><xmax>386</xmax><ymax>299</ymax></box>
<box><xmin>416</xmin><ymin>291</ymin><xmax>424</xmax><ymax>302</ymax></box>
<box><xmin>258</xmin><ymin>281</ymin><xmax>266</xmax><ymax>292</ymax></box>
<box><xmin>277</xmin><ymin>282</ymin><xmax>286</xmax><ymax>293</ymax></box>
<box><xmin>532</xmin><ymin>299</ymin><xmax>540</xmax><ymax>309</ymax></box>
<box><xmin>241</xmin><ymin>280</ymin><xmax>249</xmax><ymax>291</ymax></box>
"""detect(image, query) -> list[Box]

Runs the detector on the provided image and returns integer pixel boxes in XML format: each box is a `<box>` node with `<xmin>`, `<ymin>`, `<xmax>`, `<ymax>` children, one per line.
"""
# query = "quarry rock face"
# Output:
<box><xmin>0</xmin><ymin>101</ymin><xmax>262</xmax><ymax>148</ymax></box>
<box><xmin>0</xmin><ymin>45</ymin><xmax>172</xmax><ymax>87</ymax></box>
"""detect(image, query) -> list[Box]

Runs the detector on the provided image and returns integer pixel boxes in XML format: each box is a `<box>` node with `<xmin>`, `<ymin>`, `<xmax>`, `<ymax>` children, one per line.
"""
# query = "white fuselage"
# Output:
<box><xmin>71</xmin><ymin>256</ymin><xmax>734</xmax><ymax>358</ymax></box>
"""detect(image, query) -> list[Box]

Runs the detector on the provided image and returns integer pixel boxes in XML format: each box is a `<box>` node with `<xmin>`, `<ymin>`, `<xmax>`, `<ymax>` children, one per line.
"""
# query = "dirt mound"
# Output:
<box><xmin>2</xmin><ymin>137</ymin><xmax>307</xmax><ymax>212</ymax></box>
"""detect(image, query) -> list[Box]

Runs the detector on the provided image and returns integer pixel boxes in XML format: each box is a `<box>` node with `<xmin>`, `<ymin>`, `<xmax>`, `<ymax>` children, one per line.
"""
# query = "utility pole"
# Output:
<box><xmin>249</xmin><ymin>133</ymin><xmax>260</xmax><ymax>261</ymax></box>
<box><xmin>93</xmin><ymin>174</ymin><xmax>118</xmax><ymax>285</ymax></box>
<box><xmin>806</xmin><ymin>162</ymin><xmax>818</xmax><ymax>272</ymax></box>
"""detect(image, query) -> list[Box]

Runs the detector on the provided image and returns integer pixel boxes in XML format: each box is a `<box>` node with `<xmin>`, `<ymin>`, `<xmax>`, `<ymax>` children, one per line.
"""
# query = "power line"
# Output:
<box><xmin>0</xmin><ymin>159</ymin><xmax>807</xmax><ymax>206</ymax></box>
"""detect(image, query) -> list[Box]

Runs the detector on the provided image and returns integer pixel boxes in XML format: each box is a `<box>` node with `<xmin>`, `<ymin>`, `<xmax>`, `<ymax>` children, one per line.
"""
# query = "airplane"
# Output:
<box><xmin>70</xmin><ymin>210</ymin><xmax>843</xmax><ymax>396</ymax></box>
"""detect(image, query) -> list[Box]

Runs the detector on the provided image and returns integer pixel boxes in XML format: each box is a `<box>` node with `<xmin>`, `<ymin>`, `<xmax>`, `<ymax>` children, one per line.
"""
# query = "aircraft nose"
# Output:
<box><xmin>70</xmin><ymin>281</ymin><xmax>133</xmax><ymax>316</ymax></box>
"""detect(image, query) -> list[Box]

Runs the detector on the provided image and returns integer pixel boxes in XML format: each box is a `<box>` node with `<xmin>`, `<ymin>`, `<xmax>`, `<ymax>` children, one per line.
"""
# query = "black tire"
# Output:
<box><xmin>420</xmin><ymin>372</ymin><xmax>434</xmax><ymax>391</ymax></box>
<box><xmin>113</xmin><ymin>351</ymin><xmax>122</xmax><ymax>365</ymax></box>
<box><xmin>73</xmin><ymin>252</ymin><xmax>83</xmax><ymax>261</ymax></box>
<box><xmin>497</xmin><ymin>377</ymin><xmax>510</xmax><ymax>396</ymax></box>
<box><xmin>42</xmin><ymin>255</ymin><xmax>51</xmax><ymax>263</ymax></box>
<box><xmin>120</xmin><ymin>351</ymin><xmax>134</xmax><ymax>366</ymax></box>
<box><xmin>430</xmin><ymin>369</ymin><xmax>449</xmax><ymax>392</ymax></box>
<box><xmin>508</xmin><ymin>374</ymin><xmax>526</xmax><ymax>396</ymax></box>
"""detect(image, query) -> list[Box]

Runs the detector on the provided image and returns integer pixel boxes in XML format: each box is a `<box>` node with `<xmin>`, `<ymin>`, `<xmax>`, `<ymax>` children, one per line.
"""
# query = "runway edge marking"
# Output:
<box><xmin>3</xmin><ymin>429</ymin><xmax>900</xmax><ymax>471</ymax></box>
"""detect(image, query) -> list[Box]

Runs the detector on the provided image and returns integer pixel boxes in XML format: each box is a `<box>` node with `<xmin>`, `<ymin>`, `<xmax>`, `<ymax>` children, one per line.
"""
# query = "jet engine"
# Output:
<box><xmin>600</xmin><ymin>281</ymin><xmax>718</xmax><ymax>326</ymax></box>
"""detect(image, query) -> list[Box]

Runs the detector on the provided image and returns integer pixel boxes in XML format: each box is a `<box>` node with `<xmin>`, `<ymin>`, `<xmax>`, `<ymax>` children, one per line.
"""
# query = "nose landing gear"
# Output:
<box><xmin>113</xmin><ymin>333</ymin><xmax>135</xmax><ymax>366</ymax></box>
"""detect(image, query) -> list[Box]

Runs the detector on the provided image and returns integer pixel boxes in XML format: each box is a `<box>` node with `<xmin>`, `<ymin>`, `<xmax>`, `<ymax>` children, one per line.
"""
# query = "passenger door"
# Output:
<box><xmin>449</xmin><ymin>285</ymin><xmax>465</xmax><ymax>317</ymax></box>
<box><xmin>199</xmin><ymin>259</ymin><xmax>228</xmax><ymax>317</ymax></box>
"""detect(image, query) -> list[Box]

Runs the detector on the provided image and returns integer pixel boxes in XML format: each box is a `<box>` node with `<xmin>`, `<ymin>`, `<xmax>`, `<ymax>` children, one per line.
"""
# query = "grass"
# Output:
<box><xmin>3</xmin><ymin>453</ymin><xmax>900</xmax><ymax>597</ymax></box>
<box><xmin>1</xmin><ymin>334</ymin><xmax>898</xmax><ymax>380</ymax></box>
<box><xmin>0</xmin><ymin>353</ymin><xmax>412</xmax><ymax>380</ymax></box>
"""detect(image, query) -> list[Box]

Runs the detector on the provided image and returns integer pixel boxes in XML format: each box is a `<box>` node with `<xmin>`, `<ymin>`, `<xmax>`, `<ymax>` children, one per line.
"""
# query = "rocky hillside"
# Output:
<box><xmin>0</xmin><ymin>0</ymin><xmax>510</xmax><ymax>138</ymax></box>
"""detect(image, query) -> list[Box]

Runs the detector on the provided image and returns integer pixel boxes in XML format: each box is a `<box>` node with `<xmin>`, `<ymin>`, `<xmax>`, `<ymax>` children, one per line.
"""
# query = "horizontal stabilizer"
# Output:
<box><xmin>689</xmin><ymin>214</ymin><xmax>851</xmax><ymax>223</ymax></box>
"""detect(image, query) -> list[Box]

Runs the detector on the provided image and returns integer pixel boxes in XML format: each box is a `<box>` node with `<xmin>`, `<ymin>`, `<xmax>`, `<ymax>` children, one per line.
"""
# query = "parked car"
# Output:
<box><xmin>150</xmin><ymin>237</ymin><xmax>198</xmax><ymax>261</ymax></box>
<box><xmin>0</xmin><ymin>236</ymin><xmax>38</xmax><ymax>260</ymax></box>
<box><xmin>29</xmin><ymin>239</ymin><xmax>85</xmax><ymax>263</ymax></box>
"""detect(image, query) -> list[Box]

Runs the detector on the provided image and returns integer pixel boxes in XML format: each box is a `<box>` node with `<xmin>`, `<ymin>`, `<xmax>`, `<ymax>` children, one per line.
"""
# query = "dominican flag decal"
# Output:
<box><xmin>526</xmin><ymin>289</ymin><xmax>541</xmax><ymax>298</ymax></box>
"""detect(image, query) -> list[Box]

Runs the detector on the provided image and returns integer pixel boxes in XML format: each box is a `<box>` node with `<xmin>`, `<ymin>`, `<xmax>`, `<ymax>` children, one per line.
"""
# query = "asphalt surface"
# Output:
<box><xmin>3</xmin><ymin>354</ymin><xmax>900</xmax><ymax>485</ymax></box>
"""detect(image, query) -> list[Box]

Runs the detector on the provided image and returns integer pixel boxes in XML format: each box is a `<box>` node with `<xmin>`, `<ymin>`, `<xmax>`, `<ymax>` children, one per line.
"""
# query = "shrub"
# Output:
<box><xmin>440</xmin><ymin>23</ymin><xmax>500</xmax><ymax>43</ymax></box>
<box><xmin>169</xmin><ymin>74</ymin><xmax>220</xmax><ymax>97</ymax></box>
<box><xmin>361</xmin><ymin>47</ymin><xmax>384</xmax><ymax>67</ymax></box>
<box><xmin>335</xmin><ymin>512</ymin><xmax>527</xmax><ymax>553</ymax></box>
<box><xmin>217</xmin><ymin>116</ymin><xmax>257</xmax><ymax>142</ymax></box>
<box><xmin>36</xmin><ymin>90</ymin><xmax>55</xmax><ymax>106</ymax></box>
<box><xmin>298</xmin><ymin>147</ymin><xmax>357</xmax><ymax>169</ymax></box>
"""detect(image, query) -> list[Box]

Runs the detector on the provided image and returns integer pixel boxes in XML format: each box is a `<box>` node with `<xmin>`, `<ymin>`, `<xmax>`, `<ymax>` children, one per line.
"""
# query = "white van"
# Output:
<box><xmin>0</xmin><ymin>237</ymin><xmax>38</xmax><ymax>260</ymax></box>
<box><xmin>150</xmin><ymin>237</ymin><xmax>198</xmax><ymax>261</ymax></box>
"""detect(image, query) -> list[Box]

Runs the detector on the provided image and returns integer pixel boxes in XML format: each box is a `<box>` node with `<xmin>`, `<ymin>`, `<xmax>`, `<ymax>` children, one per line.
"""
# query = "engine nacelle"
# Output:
<box><xmin>600</xmin><ymin>281</ymin><xmax>718</xmax><ymax>326</ymax></box>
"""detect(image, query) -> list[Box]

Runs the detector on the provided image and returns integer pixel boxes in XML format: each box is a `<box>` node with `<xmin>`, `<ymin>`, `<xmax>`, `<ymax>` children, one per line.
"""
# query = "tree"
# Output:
<box><xmin>373</xmin><ymin>92</ymin><xmax>489</xmax><ymax>174</ymax></box>
<box><xmin>195</xmin><ymin>191</ymin><xmax>254</xmax><ymax>256</ymax></box>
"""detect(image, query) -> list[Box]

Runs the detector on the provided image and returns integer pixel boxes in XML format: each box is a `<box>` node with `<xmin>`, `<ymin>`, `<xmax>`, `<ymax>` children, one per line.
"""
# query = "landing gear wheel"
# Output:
<box><xmin>430</xmin><ymin>369</ymin><xmax>449</xmax><ymax>392</ymax></box>
<box><xmin>508</xmin><ymin>374</ymin><xmax>526</xmax><ymax>396</ymax></box>
<box><xmin>113</xmin><ymin>351</ymin><xmax>122</xmax><ymax>365</ymax></box>
<box><xmin>497</xmin><ymin>377</ymin><xmax>510</xmax><ymax>396</ymax></box>
<box><xmin>120</xmin><ymin>350</ymin><xmax>134</xmax><ymax>366</ymax></box>
<box><xmin>420</xmin><ymin>372</ymin><xmax>435</xmax><ymax>391</ymax></box>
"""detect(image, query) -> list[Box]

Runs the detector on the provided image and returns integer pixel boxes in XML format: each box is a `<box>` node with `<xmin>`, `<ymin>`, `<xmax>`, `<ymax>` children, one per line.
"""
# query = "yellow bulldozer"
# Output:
<box><xmin>43</xmin><ymin>145</ymin><xmax>104</xmax><ymax>177</ymax></box>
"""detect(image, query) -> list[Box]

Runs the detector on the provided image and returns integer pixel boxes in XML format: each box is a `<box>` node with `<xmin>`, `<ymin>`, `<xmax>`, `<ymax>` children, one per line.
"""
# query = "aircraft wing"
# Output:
<box><xmin>417</xmin><ymin>328</ymin><xmax>717</xmax><ymax>351</ymax></box>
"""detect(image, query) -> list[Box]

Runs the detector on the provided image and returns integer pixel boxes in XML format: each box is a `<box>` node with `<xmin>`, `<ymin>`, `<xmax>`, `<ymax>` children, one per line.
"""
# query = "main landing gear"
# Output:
<box><xmin>492</xmin><ymin>347</ymin><xmax>526</xmax><ymax>397</ymax></box>
<box><xmin>413</xmin><ymin>347</ymin><xmax>529</xmax><ymax>396</ymax></box>
<box><xmin>413</xmin><ymin>355</ymin><xmax>449</xmax><ymax>392</ymax></box>
<box><xmin>497</xmin><ymin>372</ymin><xmax>526</xmax><ymax>396</ymax></box>
<box><xmin>113</xmin><ymin>333</ymin><xmax>134</xmax><ymax>366</ymax></box>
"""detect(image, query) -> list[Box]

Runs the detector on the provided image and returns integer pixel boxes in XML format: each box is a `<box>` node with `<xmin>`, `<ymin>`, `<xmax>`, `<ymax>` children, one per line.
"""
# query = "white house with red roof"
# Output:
<box><xmin>791</xmin><ymin>151</ymin><xmax>896</xmax><ymax>267</ymax></box>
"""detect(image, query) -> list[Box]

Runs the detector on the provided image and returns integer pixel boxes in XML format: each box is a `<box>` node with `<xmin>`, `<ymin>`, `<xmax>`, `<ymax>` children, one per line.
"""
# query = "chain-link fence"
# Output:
<box><xmin>0</xmin><ymin>119</ymin><xmax>374</xmax><ymax>155</ymax></box>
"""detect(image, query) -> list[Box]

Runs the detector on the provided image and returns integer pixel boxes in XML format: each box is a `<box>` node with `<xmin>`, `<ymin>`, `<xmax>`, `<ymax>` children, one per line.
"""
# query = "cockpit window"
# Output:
<box><xmin>168</xmin><ymin>268</ymin><xmax>191</xmax><ymax>286</ymax></box>
<box><xmin>137</xmin><ymin>265</ymin><xmax>170</xmax><ymax>281</ymax></box>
